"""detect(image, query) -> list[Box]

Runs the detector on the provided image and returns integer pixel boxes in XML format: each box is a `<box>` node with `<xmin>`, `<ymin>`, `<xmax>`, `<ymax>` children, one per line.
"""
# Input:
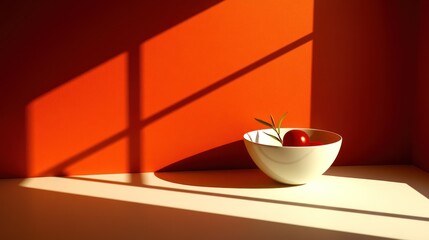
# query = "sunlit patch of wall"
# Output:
<box><xmin>140</xmin><ymin>0</ymin><xmax>314</xmax><ymax>171</ymax></box>
<box><xmin>26</xmin><ymin>53</ymin><xmax>129</xmax><ymax>176</ymax></box>
<box><xmin>20</xmin><ymin>1</ymin><xmax>315</xmax><ymax>176</ymax></box>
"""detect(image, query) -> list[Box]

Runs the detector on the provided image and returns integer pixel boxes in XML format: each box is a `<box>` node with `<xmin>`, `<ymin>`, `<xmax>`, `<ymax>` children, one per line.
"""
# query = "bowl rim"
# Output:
<box><xmin>243</xmin><ymin>127</ymin><xmax>342</xmax><ymax>148</ymax></box>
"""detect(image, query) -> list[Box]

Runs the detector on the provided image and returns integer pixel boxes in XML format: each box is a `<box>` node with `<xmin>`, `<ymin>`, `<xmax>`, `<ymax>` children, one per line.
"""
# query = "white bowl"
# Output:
<box><xmin>243</xmin><ymin>128</ymin><xmax>342</xmax><ymax>185</ymax></box>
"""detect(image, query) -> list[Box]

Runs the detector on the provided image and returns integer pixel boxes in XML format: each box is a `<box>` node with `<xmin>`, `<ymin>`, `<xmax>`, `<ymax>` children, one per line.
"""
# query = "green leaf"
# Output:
<box><xmin>255</xmin><ymin>118</ymin><xmax>273</xmax><ymax>128</ymax></box>
<box><xmin>277</xmin><ymin>112</ymin><xmax>288</xmax><ymax>134</ymax></box>
<box><xmin>270</xmin><ymin>114</ymin><xmax>275</xmax><ymax>128</ymax></box>
<box><xmin>264</xmin><ymin>132</ymin><xmax>282</xmax><ymax>144</ymax></box>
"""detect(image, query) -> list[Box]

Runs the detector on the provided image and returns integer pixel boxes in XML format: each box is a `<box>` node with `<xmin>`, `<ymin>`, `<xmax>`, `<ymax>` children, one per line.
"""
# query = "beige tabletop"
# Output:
<box><xmin>1</xmin><ymin>165</ymin><xmax>429</xmax><ymax>240</ymax></box>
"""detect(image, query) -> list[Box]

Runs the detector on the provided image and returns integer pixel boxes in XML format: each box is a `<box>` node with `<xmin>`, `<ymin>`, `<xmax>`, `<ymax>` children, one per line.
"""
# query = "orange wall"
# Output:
<box><xmin>0</xmin><ymin>0</ymin><xmax>426</xmax><ymax>178</ymax></box>
<box><xmin>1</xmin><ymin>1</ymin><xmax>314</xmax><ymax>177</ymax></box>
<box><xmin>140</xmin><ymin>1</ymin><xmax>314</xmax><ymax>172</ymax></box>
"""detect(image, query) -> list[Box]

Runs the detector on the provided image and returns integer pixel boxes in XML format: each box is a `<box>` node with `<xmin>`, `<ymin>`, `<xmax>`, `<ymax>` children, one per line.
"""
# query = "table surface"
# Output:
<box><xmin>1</xmin><ymin>165</ymin><xmax>429</xmax><ymax>240</ymax></box>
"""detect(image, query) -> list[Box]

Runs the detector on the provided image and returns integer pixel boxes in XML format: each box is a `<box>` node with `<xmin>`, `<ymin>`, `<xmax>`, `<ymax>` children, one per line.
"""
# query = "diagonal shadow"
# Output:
<box><xmin>156</xmin><ymin>140</ymin><xmax>257</xmax><ymax>172</ymax></box>
<box><xmin>139</xmin><ymin>33</ymin><xmax>314</xmax><ymax>128</ymax></box>
<box><xmin>39</xmin><ymin>33</ymin><xmax>313</xmax><ymax>176</ymax></box>
<box><xmin>4</xmin><ymin>177</ymin><xmax>394</xmax><ymax>240</ymax></box>
<box><xmin>1</xmin><ymin>0</ymin><xmax>223</xmax><ymax>178</ymax></box>
<box><xmin>324</xmin><ymin>165</ymin><xmax>429</xmax><ymax>199</ymax></box>
<box><xmin>68</xmin><ymin>173</ymin><xmax>429</xmax><ymax>223</ymax></box>
<box><xmin>128</xmin><ymin>46</ymin><xmax>143</xmax><ymax>174</ymax></box>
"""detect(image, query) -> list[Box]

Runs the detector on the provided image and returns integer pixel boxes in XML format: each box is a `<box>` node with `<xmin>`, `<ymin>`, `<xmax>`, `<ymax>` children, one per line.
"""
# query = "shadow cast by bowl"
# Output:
<box><xmin>155</xmin><ymin>169</ymin><xmax>294</xmax><ymax>189</ymax></box>
<box><xmin>155</xmin><ymin>140</ymin><xmax>294</xmax><ymax>188</ymax></box>
<box><xmin>157</xmin><ymin>140</ymin><xmax>257</xmax><ymax>172</ymax></box>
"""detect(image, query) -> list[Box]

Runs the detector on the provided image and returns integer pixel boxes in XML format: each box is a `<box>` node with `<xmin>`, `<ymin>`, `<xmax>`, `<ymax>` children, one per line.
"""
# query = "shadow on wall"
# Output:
<box><xmin>310</xmin><ymin>0</ymin><xmax>419</xmax><ymax>166</ymax></box>
<box><xmin>0</xmin><ymin>0</ymin><xmax>222</xmax><ymax>178</ymax></box>
<box><xmin>158</xmin><ymin>140</ymin><xmax>256</xmax><ymax>172</ymax></box>
<box><xmin>414</xmin><ymin>0</ymin><xmax>429</xmax><ymax>172</ymax></box>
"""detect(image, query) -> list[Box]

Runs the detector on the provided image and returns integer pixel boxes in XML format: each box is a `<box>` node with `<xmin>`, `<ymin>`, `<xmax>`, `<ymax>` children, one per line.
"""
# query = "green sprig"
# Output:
<box><xmin>255</xmin><ymin>112</ymin><xmax>288</xmax><ymax>145</ymax></box>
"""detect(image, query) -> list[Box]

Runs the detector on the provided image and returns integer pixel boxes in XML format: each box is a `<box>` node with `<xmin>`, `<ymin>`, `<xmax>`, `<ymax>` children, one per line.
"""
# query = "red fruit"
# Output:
<box><xmin>282</xmin><ymin>130</ymin><xmax>310</xmax><ymax>146</ymax></box>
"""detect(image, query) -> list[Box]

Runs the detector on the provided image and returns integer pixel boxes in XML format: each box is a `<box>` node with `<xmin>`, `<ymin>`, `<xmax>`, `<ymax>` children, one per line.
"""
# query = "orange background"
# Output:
<box><xmin>1</xmin><ymin>0</ymin><xmax>428</xmax><ymax>178</ymax></box>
